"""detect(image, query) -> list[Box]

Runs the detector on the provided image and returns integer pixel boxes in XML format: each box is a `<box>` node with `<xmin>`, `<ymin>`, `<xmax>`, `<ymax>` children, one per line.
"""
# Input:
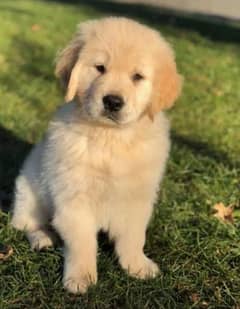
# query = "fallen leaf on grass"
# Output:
<box><xmin>0</xmin><ymin>244</ymin><xmax>13</xmax><ymax>260</ymax></box>
<box><xmin>31</xmin><ymin>24</ymin><xmax>41</xmax><ymax>31</ymax></box>
<box><xmin>213</xmin><ymin>202</ymin><xmax>234</xmax><ymax>224</ymax></box>
<box><xmin>190</xmin><ymin>293</ymin><xmax>200</xmax><ymax>303</ymax></box>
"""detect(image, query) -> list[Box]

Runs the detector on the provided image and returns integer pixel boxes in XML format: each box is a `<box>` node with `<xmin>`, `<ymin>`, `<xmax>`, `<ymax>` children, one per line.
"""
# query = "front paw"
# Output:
<box><xmin>27</xmin><ymin>229</ymin><xmax>56</xmax><ymax>251</ymax></box>
<box><xmin>63</xmin><ymin>272</ymin><xmax>97</xmax><ymax>294</ymax></box>
<box><xmin>123</xmin><ymin>255</ymin><xmax>160</xmax><ymax>279</ymax></box>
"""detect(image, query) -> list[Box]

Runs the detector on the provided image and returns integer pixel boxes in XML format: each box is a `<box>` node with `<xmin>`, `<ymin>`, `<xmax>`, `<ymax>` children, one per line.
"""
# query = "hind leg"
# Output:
<box><xmin>11</xmin><ymin>174</ymin><xmax>47</xmax><ymax>231</ymax></box>
<box><xmin>27</xmin><ymin>228</ymin><xmax>58</xmax><ymax>250</ymax></box>
<box><xmin>11</xmin><ymin>174</ymin><xmax>55</xmax><ymax>249</ymax></box>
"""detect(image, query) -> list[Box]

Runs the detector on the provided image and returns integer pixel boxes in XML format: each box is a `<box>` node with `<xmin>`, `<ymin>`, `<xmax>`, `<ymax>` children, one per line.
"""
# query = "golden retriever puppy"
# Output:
<box><xmin>11</xmin><ymin>17</ymin><xmax>182</xmax><ymax>294</ymax></box>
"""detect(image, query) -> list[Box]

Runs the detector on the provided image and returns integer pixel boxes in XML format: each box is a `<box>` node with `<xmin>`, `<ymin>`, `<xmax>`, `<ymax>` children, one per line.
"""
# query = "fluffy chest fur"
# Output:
<box><xmin>42</xmin><ymin>104</ymin><xmax>170</xmax><ymax>211</ymax></box>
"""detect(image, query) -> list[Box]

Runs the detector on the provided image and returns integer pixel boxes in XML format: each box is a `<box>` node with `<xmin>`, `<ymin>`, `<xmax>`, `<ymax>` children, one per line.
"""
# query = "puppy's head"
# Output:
<box><xmin>55</xmin><ymin>17</ymin><xmax>182</xmax><ymax>126</ymax></box>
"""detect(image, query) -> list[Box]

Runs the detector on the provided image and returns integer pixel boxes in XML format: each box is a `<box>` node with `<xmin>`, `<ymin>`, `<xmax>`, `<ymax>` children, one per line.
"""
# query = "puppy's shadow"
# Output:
<box><xmin>0</xmin><ymin>126</ymin><xmax>32</xmax><ymax>212</ymax></box>
<box><xmin>98</xmin><ymin>231</ymin><xmax>115</xmax><ymax>257</ymax></box>
<box><xmin>172</xmin><ymin>131</ymin><xmax>240</xmax><ymax>170</ymax></box>
<box><xmin>97</xmin><ymin>231</ymin><xmax>120</xmax><ymax>275</ymax></box>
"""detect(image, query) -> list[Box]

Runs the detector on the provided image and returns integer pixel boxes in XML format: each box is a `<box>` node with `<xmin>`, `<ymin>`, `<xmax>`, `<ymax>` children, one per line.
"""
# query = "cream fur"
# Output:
<box><xmin>11</xmin><ymin>17</ymin><xmax>182</xmax><ymax>294</ymax></box>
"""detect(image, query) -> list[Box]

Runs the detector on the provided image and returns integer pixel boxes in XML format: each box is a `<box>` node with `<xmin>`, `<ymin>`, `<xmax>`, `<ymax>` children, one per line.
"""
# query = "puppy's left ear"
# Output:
<box><xmin>148</xmin><ymin>50</ymin><xmax>183</xmax><ymax>120</ymax></box>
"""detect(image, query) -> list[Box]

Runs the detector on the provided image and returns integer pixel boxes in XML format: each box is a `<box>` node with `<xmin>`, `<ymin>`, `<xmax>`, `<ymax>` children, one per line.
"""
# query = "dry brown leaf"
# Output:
<box><xmin>0</xmin><ymin>244</ymin><xmax>13</xmax><ymax>260</ymax></box>
<box><xmin>190</xmin><ymin>293</ymin><xmax>200</xmax><ymax>303</ymax></box>
<box><xmin>213</xmin><ymin>202</ymin><xmax>234</xmax><ymax>224</ymax></box>
<box><xmin>31</xmin><ymin>24</ymin><xmax>41</xmax><ymax>31</ymax></box>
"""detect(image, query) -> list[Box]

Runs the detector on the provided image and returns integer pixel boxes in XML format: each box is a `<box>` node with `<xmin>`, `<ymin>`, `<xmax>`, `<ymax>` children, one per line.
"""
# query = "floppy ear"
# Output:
<box><xmin>55</xmin><ymin>37</ymin><xmax>84</xmax><ymax>102</ymax></box>
<box><xmin>148</xmin><ymin>53</ymin><xmax>183</xmax><ymax>120</ymax></box>
<box><xmin>55</xmin><ymin>21</ymin><xmax>96</xmax><ymax>102</ymax></box>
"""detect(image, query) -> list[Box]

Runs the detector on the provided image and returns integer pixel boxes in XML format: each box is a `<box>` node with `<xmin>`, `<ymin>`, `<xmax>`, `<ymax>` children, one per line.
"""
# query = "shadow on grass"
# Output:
<box><xmin>45</xmin><ymin>0</ymin><xmax>240</xmax><ymax>43</ymax></box>
<box><xmin>1</xmin><ymin>36</ymin><xmax>55</xmax><ymax>83</ymax></box>
<box><xmin>0</xmin><ymin>37</ymin><xmax>55</xmax><ymax>212</ymax></box>
<box><xmin>0</xmin><ymin>35</ymin><xmax>56</xmax><ymax>114</ymax></box>
<box><xmin>0</xmin><ymin>127</ymin><xmax>32</xmax><ymax>211</ymax></box>
<box><xmin>172</xmin><ymin>131</ymin><xmax>240</xmax><ymax>170</ymax></box>
<box><xmin>11</xmin><ymin>38</ymin><xmax>55</xmax><ymax>82</ymax></box>
<box><xmin>0</xmin><ymin>4</ymin><xmax>33</xmax><ymax>16</ymax></box>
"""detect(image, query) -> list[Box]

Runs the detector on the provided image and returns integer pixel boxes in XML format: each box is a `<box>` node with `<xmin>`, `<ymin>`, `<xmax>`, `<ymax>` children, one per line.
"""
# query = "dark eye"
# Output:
<box><xmin>132</xmin><ymin>73</ymin><xmax>144</xmax><ymax>82</ymax></box>
<box><xmin>95</xmin><ymin>64</ymin><xmax>106</xmax><ymax>74</ymax></box>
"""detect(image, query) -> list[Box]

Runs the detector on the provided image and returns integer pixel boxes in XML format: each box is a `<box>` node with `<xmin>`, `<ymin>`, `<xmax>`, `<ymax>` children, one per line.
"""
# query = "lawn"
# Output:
<box><xmin>0</xmin><ymin>0</ymin><xmax>240</xmax><ymax>308</ymax></box>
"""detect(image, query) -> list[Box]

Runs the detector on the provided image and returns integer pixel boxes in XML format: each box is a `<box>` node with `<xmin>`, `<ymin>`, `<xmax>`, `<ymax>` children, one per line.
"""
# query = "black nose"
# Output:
<box><xmin>103</xmin><ymin>95</ymin><xmax>124</xmax><ymax>113</ymax></box>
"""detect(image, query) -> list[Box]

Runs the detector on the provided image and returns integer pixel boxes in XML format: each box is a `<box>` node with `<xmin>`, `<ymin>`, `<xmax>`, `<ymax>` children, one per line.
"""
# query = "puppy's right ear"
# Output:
<box><xmin>55</xmin><ymin>37</ymin><xmax>83</xmax><ymax>102</ymax></box>
<box><xmin>55</xmin><ymin>21</ymin><xmax>96</xmax><ymax>102</ymax></box>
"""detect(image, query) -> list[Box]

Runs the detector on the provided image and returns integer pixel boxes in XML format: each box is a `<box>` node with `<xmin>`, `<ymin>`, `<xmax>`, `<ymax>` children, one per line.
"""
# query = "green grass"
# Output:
<box><xmin>0</xmin><ymin>0</ymin><xmax>240</xmax><ymax>308</ymax></box>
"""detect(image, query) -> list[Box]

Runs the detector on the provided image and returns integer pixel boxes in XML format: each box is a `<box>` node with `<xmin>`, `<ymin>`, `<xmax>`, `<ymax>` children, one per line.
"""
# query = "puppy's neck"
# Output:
<box><xmin>67</xmin><ymin>102</ymin><xmax>154</xmax><ymax>145</ymax></box>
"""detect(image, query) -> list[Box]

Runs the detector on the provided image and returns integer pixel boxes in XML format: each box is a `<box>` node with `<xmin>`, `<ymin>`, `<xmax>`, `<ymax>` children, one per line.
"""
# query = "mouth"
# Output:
<box><xmin>102</xmin><ymin>111</ymin><xmax>120</xmax><ymax>124</ymax></box>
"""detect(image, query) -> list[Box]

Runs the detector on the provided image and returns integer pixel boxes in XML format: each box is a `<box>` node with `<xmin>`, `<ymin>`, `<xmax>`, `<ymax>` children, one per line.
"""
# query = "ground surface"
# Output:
<box><xmin>0</xmin><ymin>1</ymin><xmax>240</xmax><ymax>308</ymax></box>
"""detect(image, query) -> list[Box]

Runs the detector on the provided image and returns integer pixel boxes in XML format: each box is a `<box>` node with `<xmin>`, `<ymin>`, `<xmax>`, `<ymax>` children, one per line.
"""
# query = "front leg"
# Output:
<box><xmin>112</xmin><ymin>202</ymin><xmax>159</xmax><ymax>279</ymax></box>
<box><xmin>53</xmin><ymin>202</ymin><xmax>97</xmax><ymax>294</ymax></box>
